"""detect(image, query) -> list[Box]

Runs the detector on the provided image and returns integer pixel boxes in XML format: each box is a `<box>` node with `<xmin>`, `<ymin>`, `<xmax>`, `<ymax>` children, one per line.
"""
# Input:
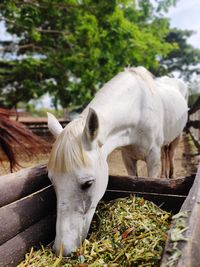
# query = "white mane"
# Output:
<box><xmin>125</xmin><ymin>66</ymin><xmax>155</xmax><ymax>91</ymax></box>
<box><xmin>48</xmin><ymin>118</ymin><xmax>90</xmax><ymax>175</ymax></box>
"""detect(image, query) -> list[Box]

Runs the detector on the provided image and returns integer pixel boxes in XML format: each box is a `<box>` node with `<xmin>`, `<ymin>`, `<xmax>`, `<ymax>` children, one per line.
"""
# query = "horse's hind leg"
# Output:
<box><xmin>121</xmin><ymin>148</ymin><xmax>138</xmax><ymax>177</ymax></box>
<box><xmin>169</xmin><ymin>135</ymin><xmax>180</xmax><ymax>178</ymax></box>
<box><xmin>161</xmin><ymin>146</ymin><xmax>169</xmax><ymax>178</ymax></box>
<box><xmin>161</xmin><ymin>146</ymin><xmax>166</xmax><ymax>178</ymax></box>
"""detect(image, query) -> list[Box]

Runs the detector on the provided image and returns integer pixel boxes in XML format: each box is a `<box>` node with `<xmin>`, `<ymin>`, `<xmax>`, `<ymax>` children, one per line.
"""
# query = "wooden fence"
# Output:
<box><xmin>0</xmin><ymin>99</ymin><xmax>199</xmax><ymax>266</ymax></box>
<box><xmin>186</xmin><ymin>96</ymin><xmax>200</xmax><ymax>153</ymax></box>
<box><xmin>0</xmin><ymin>162</ymin><xmax>199</xmax><ymax>266</ymax></box>
<box><xmin>21</xmin><ymin>118</ymin><xmax>69</xmax><ymax>134</ymax></box>
<box><xmin>0</xmin><ymin>165</ymin><xmax>55</xmax><ymax>267</ymax></box>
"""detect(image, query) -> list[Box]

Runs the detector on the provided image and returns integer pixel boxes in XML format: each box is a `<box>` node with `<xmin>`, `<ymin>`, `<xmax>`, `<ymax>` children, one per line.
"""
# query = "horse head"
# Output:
<box><xmin>47</xmin><ymin>108</ymin><xmax>108</xmax><ymax>256</ymax></box>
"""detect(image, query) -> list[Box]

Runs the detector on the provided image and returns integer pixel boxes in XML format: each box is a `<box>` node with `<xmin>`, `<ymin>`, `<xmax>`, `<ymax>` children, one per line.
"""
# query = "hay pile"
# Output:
<box><xmin>18</xmin><ymin>196</ymin><xmax>171</xmax><ymax>267</ymax></box>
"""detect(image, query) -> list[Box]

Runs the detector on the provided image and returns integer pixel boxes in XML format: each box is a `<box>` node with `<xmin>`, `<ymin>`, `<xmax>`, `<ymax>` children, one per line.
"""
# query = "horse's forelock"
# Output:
<box><xmin>48</xmin><ymin>119</ymin><xmax>90</xmax><ymax>175</ymax></box>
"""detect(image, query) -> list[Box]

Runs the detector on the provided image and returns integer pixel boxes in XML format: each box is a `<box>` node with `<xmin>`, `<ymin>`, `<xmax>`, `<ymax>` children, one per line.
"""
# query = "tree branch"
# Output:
<box><xmin>0</xmin><ymin>43</ymin><xmax>42</xmax><ymax>52</ymax></box>
<box><xmin>36</xmin><ymin>28</ymin><xmax>68</xmax><ymax>34</ymax></box>
<box><xmin>0</xmin><ymin>1</ymin><xmax>93</xmax><ymax>11</ymax></box>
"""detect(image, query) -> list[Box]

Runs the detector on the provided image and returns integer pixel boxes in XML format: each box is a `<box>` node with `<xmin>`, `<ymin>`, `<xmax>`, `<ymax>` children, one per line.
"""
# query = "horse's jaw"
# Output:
<box><xmin>53</xmin><ymin>206</ymin><xmax>96</xmax><ymax>256</ymax></box>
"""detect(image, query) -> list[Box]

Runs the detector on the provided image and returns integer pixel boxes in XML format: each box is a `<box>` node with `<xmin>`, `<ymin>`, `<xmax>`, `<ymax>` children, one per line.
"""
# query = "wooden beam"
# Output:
<box><xmin>0</xmin><ymin>164</ymin><xmax>50</xmax><ymax>207</ymax></box>
<box><xmin>0</xmin><ymin>169</ymin><xmax>196</xmax><ymax>266</ymax></box>
<box><xmin>188</xmin><ymin>96</ymin><xmax>200</xmax><ymax>115</ymax></box>
<box><xmin>186</xmin><ymin>120</ymin><xmax>200</xmax><ymax>129</ymax></box>
<box><xmin>0</xmin><ymin>162</ymin><xmax>195</xmax><ymax>208</ymax></box>
<box><xmin>0</xmin><ymin>185</ymin><xmax>56</xmax><ymax>245</ymax></box>
<box><xmin>0</xmin><ymin>161</ymin><xmax>195</xmax><ymax>208</ymax></box>
<box><xmin>187</xmin><ymin>128</ymin><xmax>200</xmax><ymax>153</ymax></box>
<box><xmin>161</xmin><ymin>165</ymin><xmax>200</xmax><ymax>266</ymax></box>
<box><xmin>21</xmin><ymin>119</ymin><xmax>69</xmax><ymax>134</ymax></box>
<box><xmin>0</xmin><ymin>213</ymin><xmax>56</xmax><ymax>267</ymax></box>
<box><xmin>108</xmin><ymin>174</ymin><xmax>195</xmax><ymax>195</ymax></box>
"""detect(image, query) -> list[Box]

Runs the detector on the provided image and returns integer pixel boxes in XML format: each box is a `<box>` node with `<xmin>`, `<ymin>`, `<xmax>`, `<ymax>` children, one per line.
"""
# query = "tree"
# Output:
<box><xmin>0</xmin><ymin>0</ymin><xmax>197</xmax><ymax>109</ymax></box>
<box><xmin>158</xmin><ymin>28</ymin><xmax>200</xmax><ymax>80</ymax></box>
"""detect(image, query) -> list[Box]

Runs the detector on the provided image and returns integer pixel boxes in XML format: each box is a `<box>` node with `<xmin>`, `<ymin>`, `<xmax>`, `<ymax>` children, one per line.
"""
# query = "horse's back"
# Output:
<box><xmin>157</xmin><ymin>76</ymin><xmax>188</xmax><ymax>101</ymax></box>
<box><xmin>84</xmin><ymin>70</ymin><xmax>151</xmax><ymax>126</ymax></box>
<box><xmin>84</xmin><ymin>68</ymin><xmax>188</xmax><ymax>147</ymax></box>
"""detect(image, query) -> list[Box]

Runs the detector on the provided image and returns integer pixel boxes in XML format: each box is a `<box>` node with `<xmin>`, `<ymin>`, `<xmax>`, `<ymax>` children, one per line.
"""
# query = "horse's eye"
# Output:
<box><xmin>81</xmin><ymin>180</ymin><xmax>94</xmax><ymax>190</ymax></box>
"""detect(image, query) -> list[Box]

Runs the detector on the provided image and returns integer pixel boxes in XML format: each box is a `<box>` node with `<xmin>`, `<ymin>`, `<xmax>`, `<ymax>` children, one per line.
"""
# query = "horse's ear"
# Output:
<box><xmin>83</xmin><ymin>108</ymin><xmax>99</xmax><ymax>149</ymax></box>
<box><xmin>47</xmin><ymin>112</ymin><xmax>63</xmax><ymax>138</ymax></box>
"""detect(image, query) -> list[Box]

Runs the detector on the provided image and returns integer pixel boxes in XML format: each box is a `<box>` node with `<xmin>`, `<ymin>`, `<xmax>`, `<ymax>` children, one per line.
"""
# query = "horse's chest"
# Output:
<box><xmin>132</xmin><ymin>146</ymin><xmax>147</xmax><ymax>160</ymax></box>
<box><xmin>127</xmin><ymin>123</ymin><xmax>159</xmax><ymax>160</ymax></box>
<box><xmin>126</xmin><ymin>129</ymin><xmax>152</xmax><ymax>159</ymax></box>
<box><xmin>122</xmin><ymin>144</ymin><xmax>147</xmax><ymax>161</ymax></box>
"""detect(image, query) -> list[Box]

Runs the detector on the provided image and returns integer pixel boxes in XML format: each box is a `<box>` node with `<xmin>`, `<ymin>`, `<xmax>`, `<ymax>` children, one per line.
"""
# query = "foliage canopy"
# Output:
<box><xmin>0</xmin><ymin>0</ymin><xmax>199</xmax><ymax>108</ymax></box>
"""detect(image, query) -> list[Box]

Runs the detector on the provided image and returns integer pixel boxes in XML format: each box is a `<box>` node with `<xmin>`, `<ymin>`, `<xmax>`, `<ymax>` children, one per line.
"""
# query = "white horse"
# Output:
<box><xmin>47</xmin><ymin>66</ymin><xmax>188</xmax><ymax>255</ymax></box>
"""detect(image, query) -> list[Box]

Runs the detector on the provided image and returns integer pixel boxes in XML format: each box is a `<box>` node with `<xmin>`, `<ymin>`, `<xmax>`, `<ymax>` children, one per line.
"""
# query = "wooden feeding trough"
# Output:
<box><xmin>0</xmin><ymin>163</ymin><xmax>199</xmax><ymax>267</ymax></box>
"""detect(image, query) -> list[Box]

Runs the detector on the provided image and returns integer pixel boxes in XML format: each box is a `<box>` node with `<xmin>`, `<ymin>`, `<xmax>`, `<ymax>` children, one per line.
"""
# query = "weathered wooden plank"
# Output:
<box><xmin>188</xmin><ymin>96</ymin><xmax>200</xmax><ymax>115</ymax></box>
<box><xmin>160</xmin><ymin>165</ymin><xmax>200</xmax><ymax>266</ymax></box>
<box><xmin>0</xmin><ymin>163</ymin><xmax>194</xmax><ymax>208</ymax></box>
<box><xmin>0</xmin><ymin>170</ymin><xmax>196</xmax><ymax>267</ymax></box>
<box><xmin>0</xmin><ymin>213</ymin><xmax>56</xmax><ymax>267</ymax></box>
<box><xmin>0</xmin><ymin>164</ymin><xmax>50</xmax><ymax>207</ymax></box>
<box><xmin>108</xmin><ymin>174</ymin><xmax>195</xmax><ymax>195</ymax></box>
<box><xmin>0</xmin><ymin>185</ymin><xmax>56</xmax><ymax>246</ymax></box>
<box><xmin>22</xmin><ymin>119</ymin><xmax>69</xmax><ymax>127</ymax></box>
<box><xmin>186</xmin><ymin>120</ymin><xmax>200</xmax><ymax>129</ymax></box>
<box><xmin>187</xmin><ymin>127</ymin><xmax>200</xmax><ymax>153</ymax></box>
<box><xmin>0</xmin><ymin>173</ymin><xmax>190</xmax><ymax>247</ymax></box>
<box><xmin>22</xmin><ymin>119</ymin><xmax>69</xmax><ymax>134</ymax></box>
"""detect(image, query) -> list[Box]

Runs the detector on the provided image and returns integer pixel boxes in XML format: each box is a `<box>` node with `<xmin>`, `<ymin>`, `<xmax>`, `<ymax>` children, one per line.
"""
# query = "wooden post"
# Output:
<box><xmin>161</xmin><ymin>165</ymin><xmax>200</xmax><ymax>266</ymax></box>
<box><xmin>0</xmin><ymin>164</ymin><xmax>50</xmax><ymax>207</ymax></box>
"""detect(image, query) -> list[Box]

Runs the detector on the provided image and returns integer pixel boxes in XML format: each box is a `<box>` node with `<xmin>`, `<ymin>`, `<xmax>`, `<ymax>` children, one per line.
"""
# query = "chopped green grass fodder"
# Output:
<box><xmin>18</xmin><ymin>196</ymin><xmax>171</xmax><ymax>267</ymax></box>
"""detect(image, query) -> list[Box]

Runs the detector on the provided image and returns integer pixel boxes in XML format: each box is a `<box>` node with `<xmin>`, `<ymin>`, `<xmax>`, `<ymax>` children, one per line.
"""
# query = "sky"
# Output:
<box><xmin>168</xmin><ymin>0</ymin><xmax>200</xmax><ymax>49</ymax></box>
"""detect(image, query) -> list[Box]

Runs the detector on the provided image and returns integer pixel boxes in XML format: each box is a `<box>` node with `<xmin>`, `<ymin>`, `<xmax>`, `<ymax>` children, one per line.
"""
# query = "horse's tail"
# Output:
<box><xmin>0</xmin><ymin>108</ymin><xmax>51</xmax><ymax>172</ymax></box>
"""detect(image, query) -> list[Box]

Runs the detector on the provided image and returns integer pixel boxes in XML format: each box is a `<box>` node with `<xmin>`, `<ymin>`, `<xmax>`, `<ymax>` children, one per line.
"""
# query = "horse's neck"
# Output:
<box><xmin>101</xmin><ymin>126</ymin><xmax>134</xmax><ymax>158</ymax></box>
<box><xmin>77</xmin><ymin>109</ymin><xmax>133</xmax><ymax>158</ymax></box>
<box><xmin>84</xmin><ymin>95</ymin><xmax>143</xmax><ymax>158</ymax></box>
<box><xmin>81</xmin><ymin>69</ymin><xmax>155</xmax><ymax>158</ymax></box>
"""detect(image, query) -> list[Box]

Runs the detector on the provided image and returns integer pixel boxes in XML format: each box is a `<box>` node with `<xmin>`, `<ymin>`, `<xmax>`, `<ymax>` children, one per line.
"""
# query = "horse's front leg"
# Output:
<box><xmin>146</xmin><ymin>147</ymin><xmax>160</xmax><ymax>178</ymax></box>
<box><xmin>121</xmin><ymin>147</ymin><xmax>138</xmax><ymax>177</ymax></box>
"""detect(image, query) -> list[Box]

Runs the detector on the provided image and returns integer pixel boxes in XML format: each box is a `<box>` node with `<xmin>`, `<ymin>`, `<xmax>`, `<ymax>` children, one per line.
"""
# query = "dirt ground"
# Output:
<box><xmin>0</xmin><ymin>132</ymin><xmax>199</xmax><ymax>178</ymax></box>
<box><xmin>108</xmin><ymin>133</ymin><xmax>199</xmax><ymax>178</ymax></box>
